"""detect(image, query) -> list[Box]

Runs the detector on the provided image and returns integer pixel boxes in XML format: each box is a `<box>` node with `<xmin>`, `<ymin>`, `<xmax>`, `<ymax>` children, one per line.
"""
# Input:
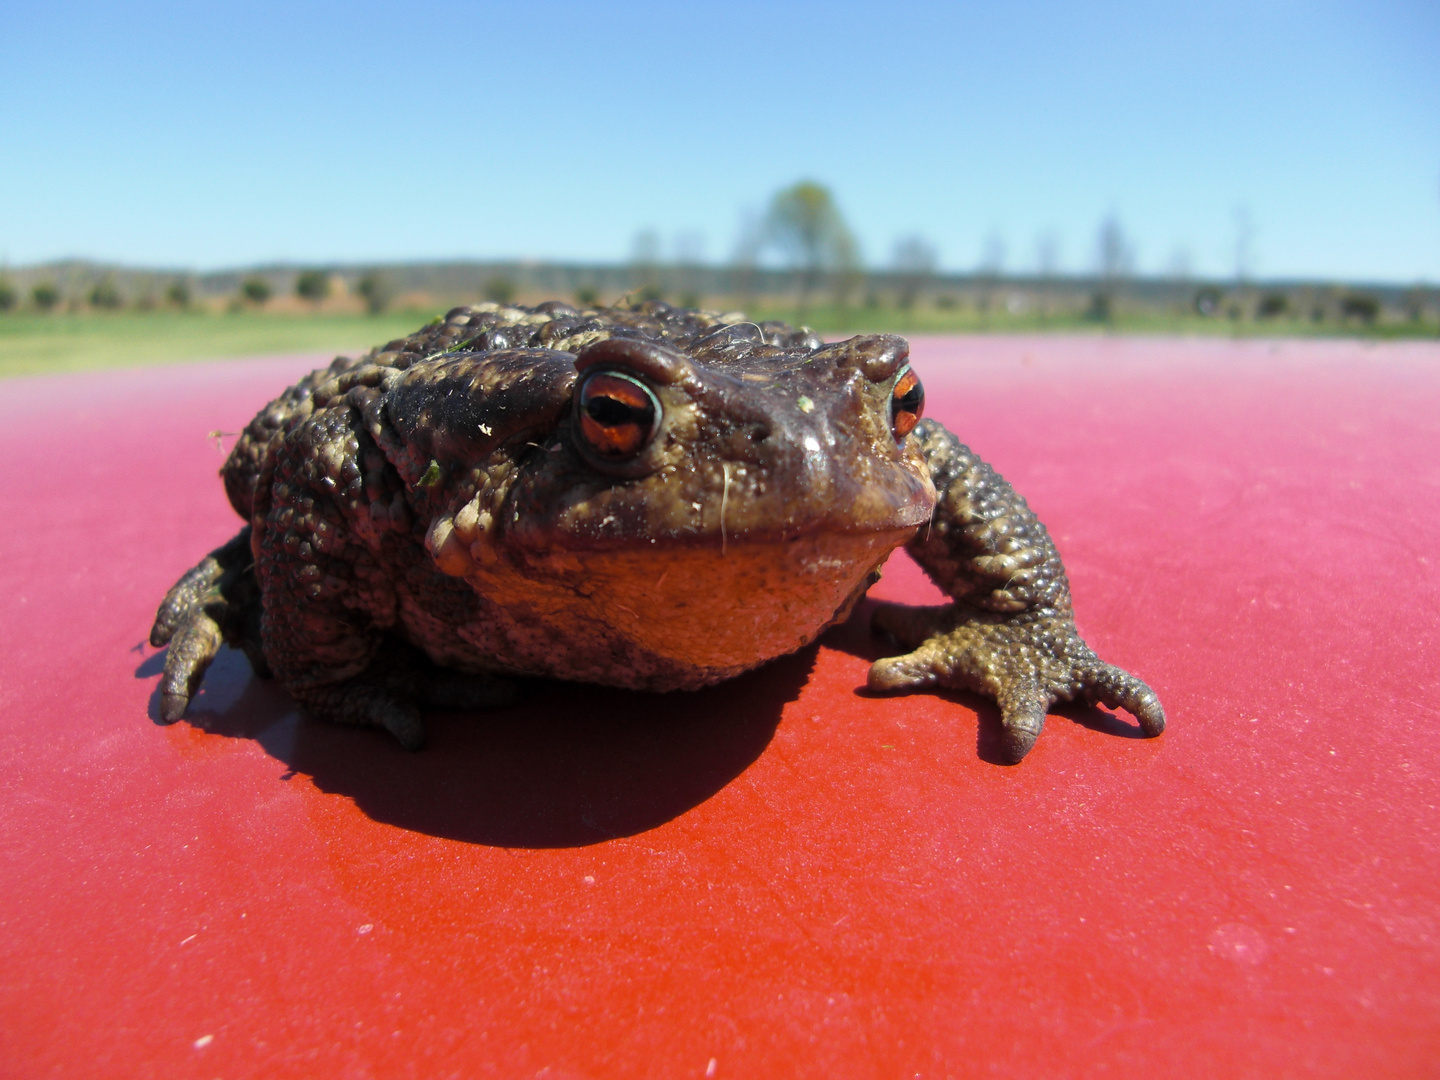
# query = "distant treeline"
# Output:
<box><xmin>0</xmin><ymin>257</ymin><xmax>1434</xmax><ymax>328</ymax></box>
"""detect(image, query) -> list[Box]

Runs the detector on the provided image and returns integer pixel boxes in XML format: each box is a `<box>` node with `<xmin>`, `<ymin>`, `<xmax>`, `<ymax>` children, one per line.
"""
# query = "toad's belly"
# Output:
<box><xmin>407</xmin><ymin>529</ymin><xmax>915</xmax><ymax>692</ymax></box>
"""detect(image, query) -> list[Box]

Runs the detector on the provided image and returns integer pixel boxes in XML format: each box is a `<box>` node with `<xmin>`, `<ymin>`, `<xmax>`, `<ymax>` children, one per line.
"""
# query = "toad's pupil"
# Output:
<box><xmin>579</xmin><ymin>371</ymin><xmax>658</xmax><ymax>458</ymax></box>
<box><xmin>891</xmin><ymin>368</ymin><xmax>924</xmax><ymax>440</ymax></box>
<box><xmin>586</xmin><ymin>394</ymin><xmax>643</xmax><ymax>426</ymax></box>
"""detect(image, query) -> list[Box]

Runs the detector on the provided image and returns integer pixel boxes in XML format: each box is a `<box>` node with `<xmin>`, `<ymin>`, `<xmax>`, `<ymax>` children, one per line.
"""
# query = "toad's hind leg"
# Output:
<box><xmin>269</xmin><ymin>632</ymin><xmax>518</xmax><ymax>752</ymax></box>
<box><xmin>150</xmin><ymin>527</ymin><xmax>269</xmax><ymax>722</ymax></box>
<box><xmin>252</xmin><ymin>402</ymin><xmax>514</xmax><ymax>750</ymax></box>
<box><xmin>870</xmin><ymin>419</ymin><xmax>1164</xmax><ymax>763</ymax></box>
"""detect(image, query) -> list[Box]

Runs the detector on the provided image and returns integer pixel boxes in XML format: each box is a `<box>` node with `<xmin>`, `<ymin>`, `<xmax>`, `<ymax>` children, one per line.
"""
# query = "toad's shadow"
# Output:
<box><xmin>138</xmin><ymin>642</ymin><xmax>806</xmax><ymax>848</ymax></box>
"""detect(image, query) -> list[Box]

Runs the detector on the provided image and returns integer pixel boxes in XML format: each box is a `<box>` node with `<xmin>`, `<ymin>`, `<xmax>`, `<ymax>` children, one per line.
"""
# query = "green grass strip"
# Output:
<box><xmin>0</xmin><ymin>311</ymin><xmax>442</xmax><ymax>379</ymax></box>
<box><xmin>2</xmin><ymin>306</ymin><xmax>1435</xmax><ymax>380</ymax></box>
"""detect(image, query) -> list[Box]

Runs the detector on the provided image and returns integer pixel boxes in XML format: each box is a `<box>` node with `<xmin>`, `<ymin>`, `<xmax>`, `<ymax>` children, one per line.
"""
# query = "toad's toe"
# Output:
<box><xmin>866</xmin><ymin>606</ymin><xmax>1164</xmax><ymax>762</ymax></box>
<box><xmin>160</xmin><ymin>692</ymin><xmax>190</xmax><ymax>724</ymax></box>
<box><xmin>376</xmin><ymin>702</ymin><xmax>427</xmax><ymax>751</ymax></box>
<box><xmin>157</xmin><ymin>611</ymin><xmax>225</xmax><ymax>723</ymax></box>
<box><xmin>1080</xmin><ymin>664</ymin><xmax>1166</xmax><ymax>737</ymax></box>
<box><xmin>997</xmin><ymin>678</ymin><xmax>1048</xmax><ymax>763</ymax></box>
<box><xmin>867</xmin><ymin>637</ymin><xmax>952</xmax><ymax>692</ymax></box>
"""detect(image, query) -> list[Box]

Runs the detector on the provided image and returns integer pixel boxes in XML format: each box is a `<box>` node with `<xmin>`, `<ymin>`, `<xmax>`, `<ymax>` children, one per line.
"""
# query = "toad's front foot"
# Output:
<box><xmin>150</xmin><ymin>528</ymin><xmax>266</xmax><ymax>723</ymax></box>
<box><xmin>868</xmin><ymin>603</ymin><xmax>1164</xmax><ymax>763</ymax></box>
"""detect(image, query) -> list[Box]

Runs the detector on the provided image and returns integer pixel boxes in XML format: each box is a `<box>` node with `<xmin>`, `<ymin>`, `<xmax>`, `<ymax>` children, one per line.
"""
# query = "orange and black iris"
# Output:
<box><xmin>578</xmin><ymin>371</ymin><xmax>660</xmax><ymax>459</ymax></box>
<box><xmin>890</xmin><ymin>367</ymin><xmax>924</xmax><ymax>440</ymax></box>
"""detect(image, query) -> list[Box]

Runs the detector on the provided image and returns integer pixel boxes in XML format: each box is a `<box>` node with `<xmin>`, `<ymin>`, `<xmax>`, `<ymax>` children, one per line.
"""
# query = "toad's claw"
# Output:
<box><xmin>868</xmin><ymin>645</ymin><xmax>1049</xmax><ymax>764</ymax></box>
<box><xmin>374</xmin><ymin>700</ymin><xmax>427</xmax><ymax>751</ymax></box>
<box><xmin>868</xmin><ymin>601</ymin><xmax>1164</xmax><ymax>763</ymax></box>
<box><xmin>868</xmin><ymin>636</ymin><xmax>947</xmax><ymax>692</ymax></box>
<box><xmin>995</xmin><ymin>677</ymin><xmax>1049</xmax><ymax>763</ymax></box>
<box><xmin>1080</xmin><ymin>664</ymin><xmax>1166</xmax><ymax>737</ymax></box>
<box><xmin>157</xmin><ymin>608</ymin><xmax>224</xmax><ymax>723</ymax></box>
<box><xmin>151</xmin><ymin>528</ymin><xmax>263</xmax><ymax>722</ymax></box>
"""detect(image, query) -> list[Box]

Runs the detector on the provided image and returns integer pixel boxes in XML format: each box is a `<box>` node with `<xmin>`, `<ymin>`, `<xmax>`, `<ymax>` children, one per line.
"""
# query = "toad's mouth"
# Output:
<box><xmin>449</xmin><ymin>525</ymin><xmax>919</xmax><ymax>691</ymax></box>
<box><xmin>509</xmin><ymin>469</ymin><xmax>937</xmax><ymax>552</ymax></box>
<box><xmin>499</xmin><ymin>434</ymin><xmax>940</xmax><ymax>554</ymax></box>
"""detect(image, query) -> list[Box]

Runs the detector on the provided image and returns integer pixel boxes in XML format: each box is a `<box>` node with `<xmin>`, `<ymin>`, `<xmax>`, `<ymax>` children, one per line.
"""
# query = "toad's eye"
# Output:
<box><xmin>577</xmin><ymin>370</ymin><xmax>661</xmax><ymax>459</ymax></box>
<box><xmin>890</xmin><ymin>367</ymin><xmax>924</xmax><ymax>441</ymax></box>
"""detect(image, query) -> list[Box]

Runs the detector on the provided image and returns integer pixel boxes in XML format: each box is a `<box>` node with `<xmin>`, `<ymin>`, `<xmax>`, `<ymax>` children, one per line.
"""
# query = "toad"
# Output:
<box><xmin>151</xmin><ymin>300</ymin><xmax>1163</xmax><ymax>762</ymax></box>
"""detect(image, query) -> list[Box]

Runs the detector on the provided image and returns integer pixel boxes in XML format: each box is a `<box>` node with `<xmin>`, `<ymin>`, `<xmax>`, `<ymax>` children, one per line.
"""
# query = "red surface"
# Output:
<box><xmin>2</xmin><ymin>335</ymin><xmax>1439</xmax><ymax>1078</ymax></box>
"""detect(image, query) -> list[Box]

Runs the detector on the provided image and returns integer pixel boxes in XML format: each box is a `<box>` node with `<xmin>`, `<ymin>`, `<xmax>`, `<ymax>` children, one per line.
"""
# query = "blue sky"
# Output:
<box><xmin>2</xmin><ymin>0</ymin><xmax>1436</xmax><ymax>281</ymax></box>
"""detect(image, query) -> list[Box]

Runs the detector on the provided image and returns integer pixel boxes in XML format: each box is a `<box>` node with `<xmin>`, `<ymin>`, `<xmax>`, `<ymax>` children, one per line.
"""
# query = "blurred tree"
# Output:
<box><xmin>1034</xmin><ymin>230</ymin><xmax>1060</xmax><ymax>277</ymax></box>
<box><xmin>1194</xmin><ymin>286</ymin><xmax>1222</xmax><ymax>316</ymax></box>
<box><xmin>165</xmin><ymin>280</ymin><xmax>191</xmax><ymax>308</ymax></box>
<box><xmin>355</xmin><ymin>272</ymin><xmax>391</xmax><ymax>314</ymax></box>
<box><xmin>1085</xmin><ymin>293</ymin><xmax>1113</xmax><ymax>322</ymax></box>
<box><xmin>295</xmin><ymin>269</ymin><xmax>329</xmax><ymax>304</ymax></box>
<box><xmin>630</xmin><ymin>229</ymin><xmax>662</xmax><ymax>301</ymax></box>
<box><xmin>0</xmin><ymin>278</ymin><xmax>16</xmax><ymax>312</ymax></box>
<box><xmin>575</xmin><ymin>284</ymin><xmax>599</xmax><ymax>306</ymax></box>
<box><xmin>673</xmin><ymin>230</ymin><xmax>706</xmax><ymax>309</ymax></box>
<box><xmin>485</xmin><ymin>277</ymin><xmax>516</xmax><ymax>304</ymax></box>
<box><xmin>1232</xmin><ymin>206</ymin><xmax>1255</xmax><ymax>284</ymax></box>
<box><xmin>979</xmin><ymin>230</ymin><xmax>1006</xmax><ymax>276</ymax></box>
<box><xmin>1029</xmin><ymin>230</ymin><xmax>1061</xmax><ymax>322</ymax></box>
<box><xmin>765</xmin><ymin>181</ymin><xmax>855</xmax><ymax>314</ymax></box>
<box><xmin>1096</xmin><ymin>214</ymin><xmax>1134</xmax><ymax>281</ymax></box>
<box><xmin>830</xmin><ymin>230</ymin><xmax>863</xmax><ymax>310</ymax></box>
<box><xmin>976</xmin><ymin>230</ymin><xmax>1006</xmax><ymax>319</ymax></box>
<box><xmin>892</xmin><ymin>234</ymin><xmax>938</xmax><ymax>310</ymax></box>
<box><xmin>1340</xmin><ymin>293</ymin><xmax>1379</xmax><ymax>325</ymax></box>
<box><xmin>32</xmin><ymin>282</ymin><xmax>60</xmax><ymax>311</ymax></box>
<box><xmin>1257</xmin><ymin>292</ymin><xmax>1289</xmax><ymax>319</ymax></box>
<box><xmin>241</xmin><ymin>276</ymin><xmax>272</xmax><ymax>305</ymax></box>
<box><xmin>1165</xmin><ymin>246</ymin><xmax>1194</xmax><ymax>281</ymax></box>
<box><xmin>1090</xmin><ymin>214</ymin><xmax>1134</xmax><ymax>323</ymax></box>
<box><xmin>89</xmin><ymin>277</ymin><xmax>123</xmax><ymax>310</ymax></box>
<box><xmin>728</xmin><ymin>210</ymin><xmax>764</xmax><ymax>309</ymax></box>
